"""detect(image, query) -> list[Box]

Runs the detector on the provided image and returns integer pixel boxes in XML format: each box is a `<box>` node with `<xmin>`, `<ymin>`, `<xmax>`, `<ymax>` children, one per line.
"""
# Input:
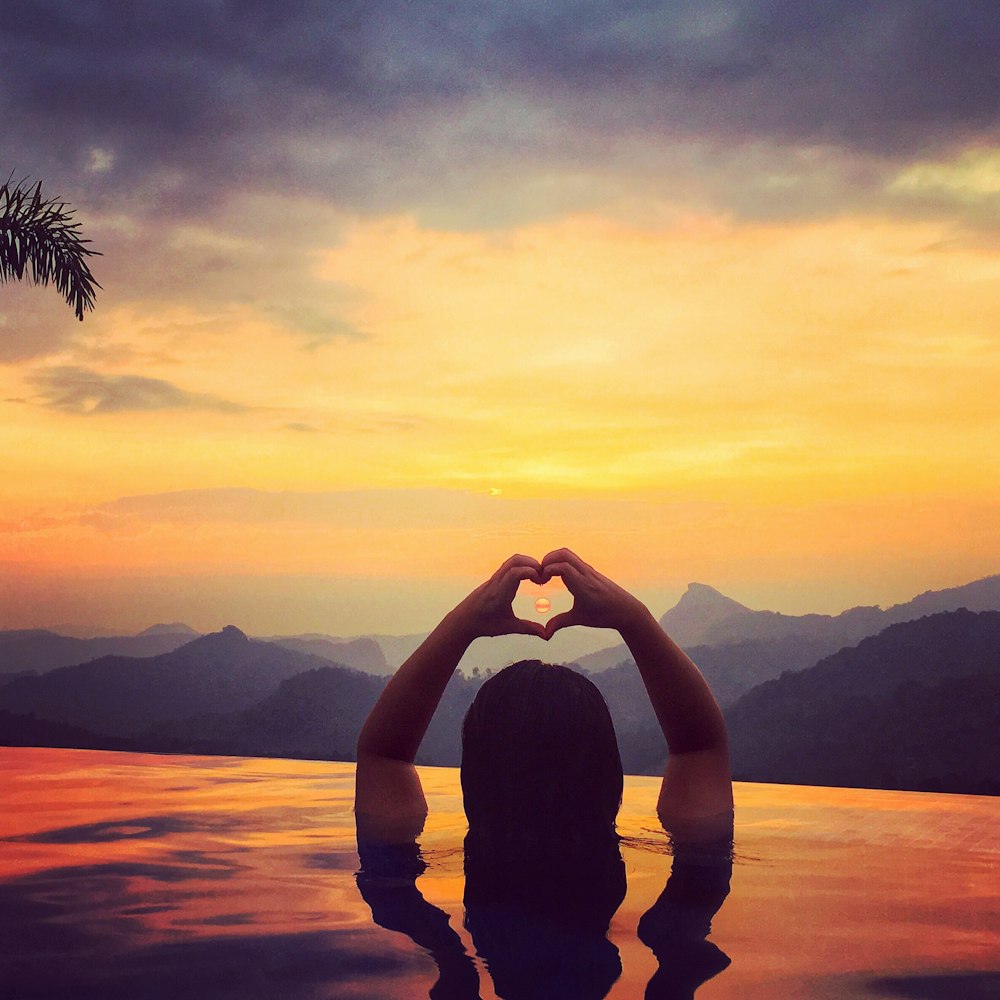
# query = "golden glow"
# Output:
<box><xmin>2</xmin><ymin>205</ymin><xmax>999</xmax><ymax>627</ymax></box>
<box><xmin>889</xmin><ymin>147</ymin><xmax>1000</xmax><ymax>200</ymax></box>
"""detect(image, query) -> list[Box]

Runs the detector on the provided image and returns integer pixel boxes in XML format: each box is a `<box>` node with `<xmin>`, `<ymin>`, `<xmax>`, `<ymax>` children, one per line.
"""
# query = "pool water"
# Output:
<box><xmin>1</xmin><ymin>747</ymin><xmax>997</xmax><ymax>999</ymax></box>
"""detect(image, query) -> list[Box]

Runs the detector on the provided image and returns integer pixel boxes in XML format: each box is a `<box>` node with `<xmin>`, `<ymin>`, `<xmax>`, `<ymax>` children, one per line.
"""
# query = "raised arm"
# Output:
<box><xmin>541</xmin><ymin>549</ymin><xmax>733</xmax><ymax>836</ymax></box>
<box><xmin>355</xmin><ymin>555</ymin><xmax>546</xmax><ymax>840</ymax></box>
<box><xmin>358</xmin><ymin>554</ymin><xmax>545</xmax><ymax>761</ymax></box>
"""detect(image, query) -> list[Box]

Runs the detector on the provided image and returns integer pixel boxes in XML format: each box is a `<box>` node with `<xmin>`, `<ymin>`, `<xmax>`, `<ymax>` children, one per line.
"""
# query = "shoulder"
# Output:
<box><xmin>354</xmin><ymin>753</ymin><xmax>429</xmax><ymax>847</ymax></box>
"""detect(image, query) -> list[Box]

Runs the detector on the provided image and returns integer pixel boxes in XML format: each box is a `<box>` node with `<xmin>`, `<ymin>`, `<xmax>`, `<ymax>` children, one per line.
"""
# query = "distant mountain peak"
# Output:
<box><xmin>678</xmin><ymin>583</ymin><xmax>748</xmax><ymax>608</ymax></box>
<box><xmin>138</xmin><ymin>623</ymin><xmax>200</xmax><ymax>637</ymax></box>
<box><xmin>188</xmin><ymin>625</ymin><xmax>249</xmax><ymax>648</ymax></box>
<box><xmin>658</xmin><ymin>583</ymin><xmax>752</xmax><ymax>647</ymax></box>
<box><xmin>672</xmin><ymin>584</ymin><xmax>752</xmax><ymax>617</ymax></box>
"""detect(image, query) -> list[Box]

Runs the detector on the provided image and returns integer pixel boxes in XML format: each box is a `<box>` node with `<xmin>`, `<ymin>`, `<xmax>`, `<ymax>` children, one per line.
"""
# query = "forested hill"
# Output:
<box><xmin>725</xmin><ymin>609</ymin><xmax>1000</xmax><ymax>795</ymax></box>
<box><xmin>0</xmin><ymin>627</ymin><xmax>339</xmax><ymax>735</ymax></box>
<box><xmin>576</xmin><ymin>574</ymin><xmax>1000</xmax><ymax>673</ymax></box>
<box><xmin>0</xmin><ymin>626</ymin><xmax>198</xmax><ymax>675</ymax></box>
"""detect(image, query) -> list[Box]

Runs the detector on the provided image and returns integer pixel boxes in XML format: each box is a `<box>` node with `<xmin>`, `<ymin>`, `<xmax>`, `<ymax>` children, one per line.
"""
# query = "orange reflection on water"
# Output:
<box><xmin>701</xmin><ymin>780</ymin><xmax>1000</xmax><ymax>999</ymax></box>
<box><xmin>1</xmin><ymin>748</ymin><xmax>998</xmax><ymax>1000</ymax></box>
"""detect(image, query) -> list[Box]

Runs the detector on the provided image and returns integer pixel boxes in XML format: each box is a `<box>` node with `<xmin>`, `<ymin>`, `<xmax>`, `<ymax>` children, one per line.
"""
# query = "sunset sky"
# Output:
<box><xmin>1</xmin><ymin>2</ymin><xmax>998</xmax><ymax>634</ymax></box>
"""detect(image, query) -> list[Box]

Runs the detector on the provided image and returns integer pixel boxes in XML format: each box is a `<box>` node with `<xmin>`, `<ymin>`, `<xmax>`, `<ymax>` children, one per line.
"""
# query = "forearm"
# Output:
<box><xmin>357</xmin><ymin>556</ymin><xmax>545</xmax><ymax>762</ymax></box>
<box><xmin>619</xmin><ymin>608</ymin><xmax>729</xmax><ymax>756</ymax></box>
<box><xmin>357</xmin><ymin>610</ymin><xmax>472</xmax><ymax>762</ymax></box>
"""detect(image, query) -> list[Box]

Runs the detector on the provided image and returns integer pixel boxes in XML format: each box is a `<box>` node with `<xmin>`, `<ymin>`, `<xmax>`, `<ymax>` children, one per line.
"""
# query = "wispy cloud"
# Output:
<box><xmin>29</xmin><ymin>365</ymin><xmax>249</xmax><ymax>415</ymax></box>
<box><xmin>0</xmin><ymin>487</ymin><xmax>727</xmax><ymax>545</ymax></box>
<box><xmin>16</xmin><ymin>486</ymin><xmax>715</xmax><ymax>534</ymax></box>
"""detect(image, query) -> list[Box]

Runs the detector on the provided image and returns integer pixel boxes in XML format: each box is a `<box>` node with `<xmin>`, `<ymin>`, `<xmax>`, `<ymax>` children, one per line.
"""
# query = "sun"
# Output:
<box><xmin>534</xmin><ymin>597</ymin><xmax>551</xmax><ymax>615</ymax></box>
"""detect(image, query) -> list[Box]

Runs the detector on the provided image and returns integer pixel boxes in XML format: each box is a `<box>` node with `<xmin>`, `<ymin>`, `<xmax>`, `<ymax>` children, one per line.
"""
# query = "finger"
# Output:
<box><xmin>493</xmin><ymin>554</ymin><xmax>543</xmax><ymax>582</ymax></box>
<box><xmin>538</xmin><ymin>561</ymin><xmax>585</xmax><ymax>592</ymax></box>
<box><xmin>508</xmin><ymin>617</ymin><xmax>548</xmax><ymax>640</ymax></box>
<box><xmin>540</xmin><ymin>548</ymin><xmax>589</xmax><ymax>573</ymax></box>
<box><xmin>543</xmin><ymin>609</ymin><xmax>580</xmax><ymax>640</ymax></box>
<box><xmin>498</xmin><ymin>564</ymin><xmax>544</xmax><ymax>597</ymax></box>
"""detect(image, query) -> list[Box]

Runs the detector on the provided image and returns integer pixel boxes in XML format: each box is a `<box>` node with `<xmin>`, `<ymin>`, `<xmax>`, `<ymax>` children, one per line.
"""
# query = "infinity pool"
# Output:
<box><xmin>1</xmin><ymin>747</ymin><xmax>997</xmax><ymax>999</ymax></box>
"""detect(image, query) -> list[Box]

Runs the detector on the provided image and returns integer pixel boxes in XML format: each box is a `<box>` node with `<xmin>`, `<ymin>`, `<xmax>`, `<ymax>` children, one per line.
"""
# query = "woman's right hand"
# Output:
<box><xmin>539</xmin><ymin>548</ymin><xmax>651</xmax><ymax>638</ymax></box>
<box><xmin>445</xmin><ymin>554</ymin><xmax>548</xmax><ymax>642</ymax></box>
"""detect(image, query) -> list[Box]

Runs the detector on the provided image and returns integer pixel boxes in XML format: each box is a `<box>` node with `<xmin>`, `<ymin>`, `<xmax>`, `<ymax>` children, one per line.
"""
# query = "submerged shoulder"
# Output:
<box><xmin>657</xmin><ymin>747</ymin><xmax>734</xmax><ymax>844</ymax></box>
<box><xmin>354</xmin><ymin>753</ymin><xmax>429</xmax><ymax>846</ymax></box>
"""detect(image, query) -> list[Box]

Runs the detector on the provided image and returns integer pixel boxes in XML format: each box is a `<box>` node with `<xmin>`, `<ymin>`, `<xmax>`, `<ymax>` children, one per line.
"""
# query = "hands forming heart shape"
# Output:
<box><xmin>452</xmin><ymin>549</ymin><xmax>647</xmax><ymax>642</ymax></box>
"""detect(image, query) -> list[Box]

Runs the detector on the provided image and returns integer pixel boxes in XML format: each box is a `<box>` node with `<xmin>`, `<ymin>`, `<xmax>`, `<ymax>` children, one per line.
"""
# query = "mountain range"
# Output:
<box><xmin>1</xmin><ymin>573</ymin><xmax>998</xmax><ymax>796</ymax></box>
<box><xmin>0</xmin><ymin>625</ymin><xmax>391</xmax><ymax>678</ymax></box>
<box><xmin>581</xmin><ymin>574</ymin><xmax>1000</xmax><ymax>665</ymax></box>
<box><xmin>0</xmin><ymin>622</ymin><xmax>618</xmax><ymax>679</ymax></box>
<box><xmin>0</xmin><ymin>624</ymin><xmax>199</xmax><ymax>676</ymax></box>
<box><xmin>3</xmin><ymin>609</ymin><xmax>998</xmax><ymax>796</ymax></box>
<box><xmin>725</xmin><ymin>609</ymin><xmax>1000</xmax><ymax>795</ymax></box>
<box><xmin>0</xmin><ymin>626</ymin><xmax>335</xmax><ymax>735</ymax></box>
<box><xmin>573</xmin><ymin>575</ymin><xmax>1000</xmax><ymax>698</ymax></box>
<box><xmin>7</xmin><ymin>573</ymin><xmax>998</xmax><ymax>683</ymax></box>
<box><xmin>145</xmin><ymin>665</ymin><xmax>387</xmax><ymax>761</ymax></box>
<box><xmin>261</xmin><ymin>635</ymin><xmax>388</xmax><ymax>674</ymax></box>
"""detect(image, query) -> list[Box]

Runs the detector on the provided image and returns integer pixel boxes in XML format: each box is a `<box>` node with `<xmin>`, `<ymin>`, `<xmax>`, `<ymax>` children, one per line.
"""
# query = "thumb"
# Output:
<box><xmin>509</xmin><ymin>617</ymin><xmax>548</xmax><ymax>640</ymax></box>
<box><xmin>542</xmin><ymin>610</ymin><xmax>578</xmax><ymax>641</ymax></box>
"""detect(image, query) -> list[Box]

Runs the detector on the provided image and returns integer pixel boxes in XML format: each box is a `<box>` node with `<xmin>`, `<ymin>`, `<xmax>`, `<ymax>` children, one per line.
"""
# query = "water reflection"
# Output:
<box><xmin>2</xmin><ymin>749</ymin><xmax>998</xmax><ymax>1000</ymax></box>
<box><xmin>356</xmin><ymin>832</ymin><xmax>733</xmax><ymax>999</ymax></box>
<box><xmin>0</xmin><ymin>843</ymin><xmax>405</xmax><ymax>1000</ymax></box>
<box><xmin>865</xmin><ymin>972</ymin><xmax>1000</xmax><ymax>999</ymax></box>
<box><xmin>10</xmin><ymin>814</ymin><xmax>203</xmax><ymax>843</ymax></box>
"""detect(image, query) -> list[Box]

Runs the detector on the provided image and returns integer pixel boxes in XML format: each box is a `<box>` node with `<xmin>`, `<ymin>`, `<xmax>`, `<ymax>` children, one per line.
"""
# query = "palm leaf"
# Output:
<box><xmin>0</xmin><ymin>174</ymin><xmax>101</xmax><ymax>320</ymax></box>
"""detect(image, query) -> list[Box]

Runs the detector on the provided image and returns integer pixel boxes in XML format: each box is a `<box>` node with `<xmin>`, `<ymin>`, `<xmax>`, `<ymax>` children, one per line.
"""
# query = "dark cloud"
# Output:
<box><xmin>2</xmin><ymin>1</ymin><xmax>998</xmax><ymax>230</ymax></box>
<box><xmin>0</xmin><ymin>0</ymin><xmax>460</xmax><ymax>215</ymax></box>
<box><xmin>29</xmin><ymin>365</ymin><xmax>249</xmax><ymax>414</ymax></box>
<box><xmin>497</xmin><ymin>1</ymin><xmax>1000</xmax><ymax>151</ymax></box>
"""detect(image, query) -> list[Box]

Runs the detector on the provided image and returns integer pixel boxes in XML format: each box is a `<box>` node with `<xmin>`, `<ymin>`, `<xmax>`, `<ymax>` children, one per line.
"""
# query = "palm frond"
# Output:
<box><xmin>0</xmin><ymin>174</ymin><xmax>101</xmax><ymax>321</ymax></box>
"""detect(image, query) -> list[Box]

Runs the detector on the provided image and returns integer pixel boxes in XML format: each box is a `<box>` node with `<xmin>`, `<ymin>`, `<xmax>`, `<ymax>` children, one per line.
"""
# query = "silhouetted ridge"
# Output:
<box><xmin>148</xmin><ymin>665</ymin><xmax>385</xmax><ymax>759</ymax></box>
<box><xmin>884</xmin><ymin>574</ymin><xmax>1000</xmax><ymax>621</ymax></box>
<box><xmin>0</xmin><ymin>630</ymin><xmax>339</xmax><ymax>737</ymax></box>
<box><xmin>657</xmin><ymin>583</ymin><xmax>751</xmax><ymax>647</ymax></box>
<box><xmin>726</xmin><ymin>610</ymin><xmax>1000</xmax><ymax>795</ymax></box>
<box><xmin>576</xmin><ymin>572</ymin><xmax>1000</xmax><ymax>703</ymax></box>
<box><xmin>208</xmin><ymin>624</ymin><xmax>248</xmax><ymax>642</ymax></box>
<box><xmin>0</xmin><ymin>626</ymin><xmax>200</xmax><ymax>675</ymax></box>
<box><xmin>137</xmin><ymin>622</ymin><xmax>200</xmax><ymax>637</ymax></box>
<box><xmin>678</xmin><ymin>583</ymin><xmax>743</xmax><ymax>608</ymax></box>
<box><xmin>265</xmin><ymin>635</ymin><xmax>389</xmax><ymax>674</ymax></box>
<box><xmin>4</xmin><ymin>582</ymin><xmax>999</xmax><ymax>792</ymax></box>
<box><xmin>0</xmin><ymin>710</ymin><xmax>134</xmax><ymax>751</ymax></box>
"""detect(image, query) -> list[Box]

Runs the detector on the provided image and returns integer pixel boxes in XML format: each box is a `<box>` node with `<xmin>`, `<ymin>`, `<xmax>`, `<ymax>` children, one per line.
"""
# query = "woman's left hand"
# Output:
<box><xmin>445</xmin><ymin>554</ymin><xmax>547</xmax><ymax>642</ymax></box>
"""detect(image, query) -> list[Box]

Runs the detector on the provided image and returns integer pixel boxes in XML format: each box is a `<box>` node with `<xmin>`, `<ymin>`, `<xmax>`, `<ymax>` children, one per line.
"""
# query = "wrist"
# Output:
<box><xmin>439</xmin><ymin>606</ymin><xmax>481</xmax><ymax>647</ymax></box>
<box><xmin>616</xmin><ymin>601</ymin><xmax>657</xmax><ymax>638</ymax></box>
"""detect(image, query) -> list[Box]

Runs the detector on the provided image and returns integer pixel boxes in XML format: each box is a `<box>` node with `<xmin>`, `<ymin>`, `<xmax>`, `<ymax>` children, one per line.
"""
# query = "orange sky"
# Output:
<box><xmin>1</xmin><ymin>8</ymin><xmax>998</xmax><ymax>634</ymax></box>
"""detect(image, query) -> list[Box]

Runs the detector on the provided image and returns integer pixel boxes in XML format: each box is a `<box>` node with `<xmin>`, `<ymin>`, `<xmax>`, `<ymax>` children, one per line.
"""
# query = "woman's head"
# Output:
<box><xmin>460</xmin><ymin>660</ymin><xmax>623</xmax><ymax>851</ymax></box>
<box><xmin>461</xmin><ymin>661</ymin><xmax>627</xmax><ymax>995</ymax></box>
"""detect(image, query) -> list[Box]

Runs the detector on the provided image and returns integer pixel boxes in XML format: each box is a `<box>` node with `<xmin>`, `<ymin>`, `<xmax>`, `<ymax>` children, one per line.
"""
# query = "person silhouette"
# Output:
<box><xmin>354</xmin><ymin>550</ymin><xmax>734</xmax><ymax>999</ymax></box>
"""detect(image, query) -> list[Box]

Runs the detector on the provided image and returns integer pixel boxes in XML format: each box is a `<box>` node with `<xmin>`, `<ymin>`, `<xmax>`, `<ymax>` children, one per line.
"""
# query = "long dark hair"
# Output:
<box><xmin>461</xmin><ymin>661</ymin><xmax>627</xmax><ymax>998</ymax></box>
<box><xmin>461</xmin><ymin>659</ymin><xmax>624</xmax><ymax>859</ymax></box>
